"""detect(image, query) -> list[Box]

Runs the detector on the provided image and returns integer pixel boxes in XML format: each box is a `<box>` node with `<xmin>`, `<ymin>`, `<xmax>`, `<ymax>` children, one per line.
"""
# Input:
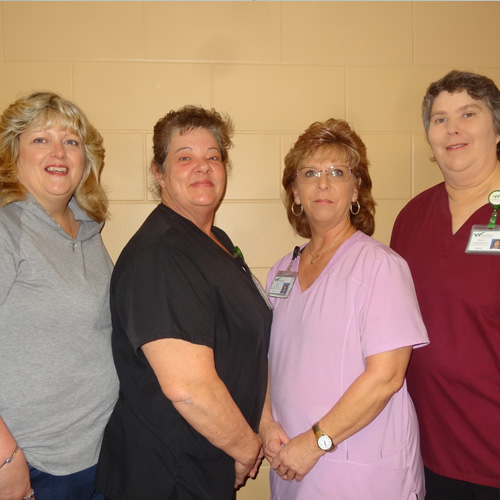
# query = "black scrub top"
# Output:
<box><xmin>96</xmin><ymin>204</ymin><xmax>272</xmax><ymax>500</ymax></box>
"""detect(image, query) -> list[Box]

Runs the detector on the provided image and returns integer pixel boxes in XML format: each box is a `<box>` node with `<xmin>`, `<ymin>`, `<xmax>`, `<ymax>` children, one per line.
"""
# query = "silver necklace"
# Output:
<box><xmin>309</xmin><ymin>240</ymin><xmax>340</xmax><ymax>264</ymax></box>
<box><xmin>46</xmin><ymin>208</ymin><xmax>78</xmax><ymax>239</ymax></box>
<box><xmin>308</xmin><ymin>227</ymin><xmax>353</xmax><ymax>264</ymax></box>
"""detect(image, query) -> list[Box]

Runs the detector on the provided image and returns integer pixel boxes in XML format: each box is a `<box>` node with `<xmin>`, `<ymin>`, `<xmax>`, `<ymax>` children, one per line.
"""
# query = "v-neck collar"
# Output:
<box><xmin>296</xmin><ymin>231</ymin><xmax>359</xmax><ymax>294</ymax></box>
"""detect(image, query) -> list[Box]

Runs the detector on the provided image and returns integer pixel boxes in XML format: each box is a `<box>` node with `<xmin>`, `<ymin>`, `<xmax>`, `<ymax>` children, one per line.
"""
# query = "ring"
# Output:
<box><xmin>22</xmin><ymin>488</ymin><xmax>35</xmax><ymax>500</ymax></box>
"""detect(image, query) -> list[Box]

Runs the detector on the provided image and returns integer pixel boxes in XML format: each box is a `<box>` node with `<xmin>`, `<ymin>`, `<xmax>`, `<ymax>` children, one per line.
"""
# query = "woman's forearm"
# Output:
<box><xmin>258</xmin><ymin>372</ymin><xmax>289</xmax><ymax>462</ymax></box>
<box><xmin>317</xmin><ymin>346</ymin><xmax>412</xmax><ymax>446</ymax></box>
<box><xmin>171</xmin><ymin>376</ymin><xmax>262</xmax><ymax>465</ymax></box>
<box><xmin>142</xmin><ymin>338</ymin><xmax>261</xmax><ymax>466</ymax></box>
<box><xmin>0</xmin><ymin>416</ymin><xmax>31</xmax><ymax>500</ymax></box>
<box><xmin>269</xmin><ymin>347</ymin><xmax>413</xmax><ymax>481</ymax></box>
<box><xmin>0</xmin><ymin>417</ymin><xmax>17</xmax><ymax>462</ymax></box>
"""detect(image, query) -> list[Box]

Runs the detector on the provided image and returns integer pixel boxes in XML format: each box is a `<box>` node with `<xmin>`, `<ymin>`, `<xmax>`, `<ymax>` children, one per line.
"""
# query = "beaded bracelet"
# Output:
<box><xmin>22</xmin><ymin>488</ymin><xmax>35</xmax><ymax>500</ymax></box>
<box><xmin>0</xmin><ymin>445</ymin><xmax>20</xmax><ymax>470</ymax></box>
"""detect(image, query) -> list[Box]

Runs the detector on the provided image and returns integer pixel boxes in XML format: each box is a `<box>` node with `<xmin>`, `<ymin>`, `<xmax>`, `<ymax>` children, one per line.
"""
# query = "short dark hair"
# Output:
<box><xmin>422</xmin><ymin>70</ymin><xmax>500</xmax><ymax>160</ymax></box>
<box><xmin>150</xmin><ymin>105</ymin><xmax>233</xmax><ymax>198</ymax></box>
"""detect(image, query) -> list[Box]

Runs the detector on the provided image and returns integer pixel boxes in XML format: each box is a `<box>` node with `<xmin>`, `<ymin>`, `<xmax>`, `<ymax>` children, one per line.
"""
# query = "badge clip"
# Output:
<box><xmin>465</xmin><ymin>191</ymin><xmax>500</xmax><ymax>254</ymax></box>
<box><xmin>268</xmin><ymin>246</ymin><xmax>301</xmax><ymax>298</ymax></box>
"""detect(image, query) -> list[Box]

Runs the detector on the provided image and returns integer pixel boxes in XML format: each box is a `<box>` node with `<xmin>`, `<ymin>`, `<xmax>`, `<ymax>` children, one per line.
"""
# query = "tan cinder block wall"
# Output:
<box><xmin>2</xmin><ymin>2</ymin><xmax>499</xmax><ymax>498</ymax></box>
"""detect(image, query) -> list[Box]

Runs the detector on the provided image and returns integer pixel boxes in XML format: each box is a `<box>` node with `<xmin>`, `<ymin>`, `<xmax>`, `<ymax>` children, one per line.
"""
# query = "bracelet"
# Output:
<box><xmin>0</xmin><ymin>444</ymin><xmax>20</xmax><ymax>470</ymax></box>
<box><xmin>22</xmin><ymin>489</ymin><xmax>35</xmax><ymax>500</ymax></box>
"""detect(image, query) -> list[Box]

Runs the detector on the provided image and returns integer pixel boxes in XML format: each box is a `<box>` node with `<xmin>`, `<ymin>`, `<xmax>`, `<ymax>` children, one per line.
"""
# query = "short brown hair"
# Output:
<box><xmin>283</xmin><ymin>118</ymin><xmax>375</xmax><ymax>238</ymax></box>
<box><xmin>0</xmin><ymin>91</ymin><xmax>108</xmax><ymax>221</ymax></box>
<box><xmin>150</xmin><ymin>105</ymin><xmax>233</xmax><ymax>198</ymax></box>
<box><xmin>422</xmin><ymin>70</ymin><xmax>500</xmax><ymax>160</ymax></box>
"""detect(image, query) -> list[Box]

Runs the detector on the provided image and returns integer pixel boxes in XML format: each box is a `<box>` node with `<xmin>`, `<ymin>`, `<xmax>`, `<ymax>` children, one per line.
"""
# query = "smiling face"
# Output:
<box><xmin>153</xmin><ymin>127</ymin><xmax>226</xmax><ymax>225</ymax></box>
<box><xmin>292</xmin><ymin>149</ymin><xmax>359</xmax><ymax>233</ymax></box>
<box><xmin>428</xmin><ymin>90</ymin><xmax>500</xmax><ymax>185</ymax></box>
<box><xmin>17</xmin><ymin>124</ymin><xmax>85</xmax><ymax>211</ymax></box>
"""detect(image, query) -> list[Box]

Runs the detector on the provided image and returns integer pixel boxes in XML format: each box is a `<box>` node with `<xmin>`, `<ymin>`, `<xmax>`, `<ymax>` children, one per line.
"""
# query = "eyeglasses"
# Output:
<box><xmin>296</xmin><ymin>166</ymin><xmax>352</xmax><ymax>184</ymax></box>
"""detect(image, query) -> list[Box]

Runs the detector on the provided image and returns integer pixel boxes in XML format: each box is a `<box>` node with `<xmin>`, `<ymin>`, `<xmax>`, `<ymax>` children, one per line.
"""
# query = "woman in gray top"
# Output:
<box><xmin>0</xmin><ymin>92</ymin><xmax>118</xmax><ymax>500</ymax></box>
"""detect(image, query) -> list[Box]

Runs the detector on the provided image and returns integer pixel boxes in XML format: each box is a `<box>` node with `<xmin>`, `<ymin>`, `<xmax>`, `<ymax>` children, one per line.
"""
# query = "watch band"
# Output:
<box><xmin>312</xmin><ymin>422</ymin><xmax>337</xmax><ymax>452</ymax></box>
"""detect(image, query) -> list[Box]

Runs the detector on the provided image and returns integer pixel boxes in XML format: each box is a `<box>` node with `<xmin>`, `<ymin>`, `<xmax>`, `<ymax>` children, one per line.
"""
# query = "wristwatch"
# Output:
<box><xmin>312</xmin><ymin>422</ymin><xmax>337</xmax><ymax>452</ymax></box>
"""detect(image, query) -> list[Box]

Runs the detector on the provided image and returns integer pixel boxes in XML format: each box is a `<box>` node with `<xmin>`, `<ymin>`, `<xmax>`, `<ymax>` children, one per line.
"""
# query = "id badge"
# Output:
<box><xmin>466</xmin><ymin>225</ymin><xmax>500</xmax><ymax>254</ymax></box>
<box><xmin>268</xmin><ymin>271</ymin><xmax>297</xmax><ymax>298</ymax></box>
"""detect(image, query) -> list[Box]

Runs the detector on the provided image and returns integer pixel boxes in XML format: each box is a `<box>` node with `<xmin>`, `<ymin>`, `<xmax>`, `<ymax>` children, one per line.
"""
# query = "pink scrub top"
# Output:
<box><xmin>266</xmin><ymin>231</ymin><xmax>429</xmax><ymax>500</ymax></box>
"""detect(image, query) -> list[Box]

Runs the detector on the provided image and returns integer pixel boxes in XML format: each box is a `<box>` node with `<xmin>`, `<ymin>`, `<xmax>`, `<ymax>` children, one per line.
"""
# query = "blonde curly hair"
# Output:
<box><xmin>0</xmin><ymin>91</ymin><xmax>108</xmax><ymax>221</ymax></box>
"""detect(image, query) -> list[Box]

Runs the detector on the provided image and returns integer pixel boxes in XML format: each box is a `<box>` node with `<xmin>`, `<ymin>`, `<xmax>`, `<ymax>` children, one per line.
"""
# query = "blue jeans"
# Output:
<box><xmin>29</xmin><ymin>464</ymin><xmax>103</xmax><ymax>500</ymax></box>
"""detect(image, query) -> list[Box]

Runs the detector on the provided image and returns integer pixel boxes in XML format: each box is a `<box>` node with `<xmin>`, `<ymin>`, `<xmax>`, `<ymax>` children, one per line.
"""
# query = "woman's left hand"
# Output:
<box><xmin>270</xmin><ymin>429</ymin><xmax>322</xmax><ymax>482</ymax></box>
<box><xmin>259</xmin><ymin>418</ymin><xmax>289</xmax><ymax>463</ymax></box>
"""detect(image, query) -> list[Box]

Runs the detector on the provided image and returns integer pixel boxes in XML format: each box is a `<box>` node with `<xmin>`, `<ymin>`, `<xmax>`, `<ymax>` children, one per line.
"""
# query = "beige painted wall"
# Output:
<box><xmin>1</xmin><ymin>2</ymin><xmax>499</xmax><ymax>498</ymax></box>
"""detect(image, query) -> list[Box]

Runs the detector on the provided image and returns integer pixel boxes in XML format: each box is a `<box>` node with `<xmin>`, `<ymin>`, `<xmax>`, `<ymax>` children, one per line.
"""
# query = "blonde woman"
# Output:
<box><xmin>0</xmin><ymin>92</ymin><xmax>118</xmax><ymax>500</ymax></box>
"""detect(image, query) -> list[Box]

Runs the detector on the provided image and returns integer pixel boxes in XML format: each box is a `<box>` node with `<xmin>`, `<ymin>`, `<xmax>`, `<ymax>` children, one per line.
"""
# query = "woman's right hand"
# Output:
<box><xmin>0</xmin><ymin>447</ymin><xmax>32</xmax><ymax>500</ymax></box>
<box><xmin>234</xmin><ymin>432</ymin><xmax>263</xmax><ymax>489</ymax></box>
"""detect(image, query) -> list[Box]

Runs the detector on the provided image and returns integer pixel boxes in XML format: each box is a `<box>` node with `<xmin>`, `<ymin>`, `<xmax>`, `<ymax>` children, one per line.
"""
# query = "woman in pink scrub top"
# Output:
<box><xmin>259</xmin><ymin>118</ymin><xmax>429</xmax><ymax>500</ymax></box>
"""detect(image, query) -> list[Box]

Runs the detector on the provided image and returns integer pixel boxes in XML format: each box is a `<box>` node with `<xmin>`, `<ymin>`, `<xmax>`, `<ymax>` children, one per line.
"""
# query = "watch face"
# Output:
<box><xmin>318</xmin><ymin>434</ymin><xmax>333</xmax><ymax>451</ymax></box>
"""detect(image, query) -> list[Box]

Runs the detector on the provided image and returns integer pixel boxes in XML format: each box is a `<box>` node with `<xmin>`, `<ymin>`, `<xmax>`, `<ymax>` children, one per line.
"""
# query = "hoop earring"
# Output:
<box><xmin>350</xmin><ymin>200</ymin><xmax>360</xmax><ymax>215</ymax></box>
<box><xmin>291</xmin><ymin>202</ymin><xmax>303</xmax><ymax>216</ymax></box>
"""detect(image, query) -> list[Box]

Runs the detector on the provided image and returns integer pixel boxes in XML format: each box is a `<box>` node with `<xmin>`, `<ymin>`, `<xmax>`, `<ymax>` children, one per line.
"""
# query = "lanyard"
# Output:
<box><xmin>268</xmin><ymin>246</ymin><xmax>302</xmax><ymax>299</ymax></box>
<box><xmin>487</xmin><ymin>190</ymin><xmax>500</xmax><ymax>228</ymax></box>
<box><xmin>465</xmin><ymin>190</ymin><xmax>500</xmax><ymax>254</ymax></box>
<box><xmin>233</xmin><ymin>246</ymin><xmax>273</xmax><ymax>309</ymax></box>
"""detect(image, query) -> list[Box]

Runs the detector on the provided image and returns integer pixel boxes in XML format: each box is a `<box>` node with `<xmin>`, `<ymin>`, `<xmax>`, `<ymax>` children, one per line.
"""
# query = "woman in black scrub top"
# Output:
<box><xmin>96</xmin><ymin>106</ymin><xmax>272</xmax><ymax>500</ymax></box>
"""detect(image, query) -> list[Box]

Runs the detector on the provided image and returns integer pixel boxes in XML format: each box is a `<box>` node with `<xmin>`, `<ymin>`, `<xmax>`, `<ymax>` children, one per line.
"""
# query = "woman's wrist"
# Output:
<box><xmin>258</xmin><ymin>414</ymin><xmax>275</xmax><ymax>433</ymax></box>
<box><xmin>22</xmin><ymin>488</ymin><xmax>35</xmax><ymax>500</ymax></box>
<box><xmin>0</xmin><ymin>444</ymin><xmax>20</xmax><ymax>470</ymax></box>
<box><xmin>236</xmin><ymin>431</ymin><xmax>262</xmax><ymax>466</ymax></box>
